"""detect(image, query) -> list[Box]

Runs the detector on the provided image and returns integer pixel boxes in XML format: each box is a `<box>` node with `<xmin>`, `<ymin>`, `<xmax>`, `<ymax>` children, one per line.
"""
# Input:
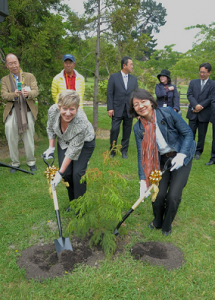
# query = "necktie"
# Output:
<box><xmin>201</xmin><ymin>80</ymin><xmax>205</xmax><ymax>91</ymax></box>
<box><xmin>124</xmin><ymin>75</ymin><xmax>128</xmax><ymax>89</ymax></box>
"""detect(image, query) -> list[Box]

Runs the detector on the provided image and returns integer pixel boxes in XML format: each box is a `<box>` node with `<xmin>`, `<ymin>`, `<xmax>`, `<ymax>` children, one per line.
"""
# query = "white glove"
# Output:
<box><xmin>43</xmin><ymin>147</ymin><xmax>55</xmax><ymax>159</ymax></box>
<box><xmin>52</xmin><ymin>171</ymin><xmax>62</xmax><ymax>187</ymax></box>
<box><xmin>140</xmin><ymin>180</ymin><xmax>151</xmax><ymax>202</ymax></box>
<box><xmin>170</xmin><ymin>153</ymin><xmax>186</xmax><ymax>171</ymax></box>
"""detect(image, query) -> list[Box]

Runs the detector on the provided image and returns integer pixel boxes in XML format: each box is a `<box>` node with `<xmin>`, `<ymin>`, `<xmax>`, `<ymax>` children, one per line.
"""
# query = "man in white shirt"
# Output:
<box><xmin>107</xmin><ymin>56</ymin><xmax>138</xmax><ymax>158</ymax></box>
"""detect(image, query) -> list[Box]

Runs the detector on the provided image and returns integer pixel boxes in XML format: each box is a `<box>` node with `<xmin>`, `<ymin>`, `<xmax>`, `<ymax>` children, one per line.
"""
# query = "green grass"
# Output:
<box><xmin>1</xmin><ymin>107</ymin><xmax>215</xmax><ymax>299</ymax></box>
<box><xmin>85</xmin><ymin>77</ymin><xmax>94</xmax><ymax>88</ymax></box>
<box><xmin>177</xmin><ymin>85</ymin><xmax>189</xmax><ymax>105</ymax></box>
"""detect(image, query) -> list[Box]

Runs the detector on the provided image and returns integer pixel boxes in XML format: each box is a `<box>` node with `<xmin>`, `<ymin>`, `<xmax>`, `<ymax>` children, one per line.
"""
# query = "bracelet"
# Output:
<box><xmin>58</xmin><ymin>171</ymin><xmax>64</xmax><ymax>177</ymax></box>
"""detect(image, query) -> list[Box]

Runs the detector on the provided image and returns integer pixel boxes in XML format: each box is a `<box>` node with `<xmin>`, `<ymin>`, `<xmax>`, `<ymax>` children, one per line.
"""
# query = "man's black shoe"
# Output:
<box><xmin>30</xmin><ymin>165</ymin><xmax>37</xmax><ymax>172</ymax></box>
<box><xmin>10</xmin><ymin>168</ymin><xmax>17</xmax><ymax>173</ymax></box>
<box><xmin>194</xmin><ymin>153</ymin><xmax>200</xmax><ymax>160</ymax></box>
<box><xmin>205</xmin><ymin>160</ymin><xmax>215</xmax><ymax>166</ymax></box>
<box><xmin>110</xmin><ymin>153</ymin><xmax>115</xmax><ymax>158</ymax></box>
<box><xmin>122</xmin><ymin>153</ymin><xmax>128</xmax><ymax>159</ymax></box>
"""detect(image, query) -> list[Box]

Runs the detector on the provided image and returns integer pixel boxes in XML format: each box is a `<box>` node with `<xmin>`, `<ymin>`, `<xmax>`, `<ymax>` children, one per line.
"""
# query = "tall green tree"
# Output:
<box><xmin>0</xmin><ymin>0</ymin><xmax>67</xmax><ymax>91</ymax></box>
<box><xmin>132</xmin><ymin>0</ymin><xmax>167</xmax><ymax>59</ymax></box>
<box><xmin>72</xmin><ymin>0</ymin><xmax>166</xmax><ymax>130</ymax></box>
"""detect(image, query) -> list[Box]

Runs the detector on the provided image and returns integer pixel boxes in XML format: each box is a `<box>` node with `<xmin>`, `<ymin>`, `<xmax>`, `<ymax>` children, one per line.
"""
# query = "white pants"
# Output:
<box><xmin>5</xmin><ymin>108</ymin><xmax>36</xmax><ymax>167</ymax></box>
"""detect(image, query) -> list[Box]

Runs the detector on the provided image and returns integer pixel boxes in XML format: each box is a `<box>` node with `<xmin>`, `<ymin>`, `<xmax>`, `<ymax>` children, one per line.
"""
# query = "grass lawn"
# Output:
<box><xmin>1</xmin><ymin>107</ymin><xmax>215</xmax><ymax>299</ymax></box>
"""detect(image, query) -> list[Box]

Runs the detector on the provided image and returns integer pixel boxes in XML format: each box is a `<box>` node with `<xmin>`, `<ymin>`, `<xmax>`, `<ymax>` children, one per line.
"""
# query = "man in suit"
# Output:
<box><xmin>208</xmin><ymin>98</ymin><xmax>215</xmax><ymax>165</ymax></box>
<box><xmin>107</xmin><ymin>56</ymin><xmax>138</xmax><ymax>158</ymax></box>
<box><xmin>186</xmin><ymin>63</ymin><xmax>215</xmax><ymax>162</ymax></box>
<box><xmin>1</xmin><ymin>53</ymin><xmax>39</xmax><ymax>172</ymax></box>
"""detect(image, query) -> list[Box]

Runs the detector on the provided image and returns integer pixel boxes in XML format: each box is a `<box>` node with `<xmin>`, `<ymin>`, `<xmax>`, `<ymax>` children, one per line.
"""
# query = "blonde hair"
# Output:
<box><xmin>58</xmin><ymin>90</ymin><xmax>80</xmax><ymax>108</ymax></box>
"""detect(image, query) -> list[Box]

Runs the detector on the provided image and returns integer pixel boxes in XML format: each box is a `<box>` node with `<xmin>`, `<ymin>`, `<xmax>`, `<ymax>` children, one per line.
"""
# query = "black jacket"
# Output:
<box><xmin>186</xmin><ymin>78</ymin><xmax>215</xmax><ymax>122</ymax></box>
<box><xmin>107</xmin><ymin>71</ymin><xmax>138</xmax><ymax>118</ymax></box>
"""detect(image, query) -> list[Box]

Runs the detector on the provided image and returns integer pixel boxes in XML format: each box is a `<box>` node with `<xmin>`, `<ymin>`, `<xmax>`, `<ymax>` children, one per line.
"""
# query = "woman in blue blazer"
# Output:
<box><xmin>155</xmin><ymin>69</ymin><xmax>180</xmax><ymax>112</ymax></box>
<box><xmin>129</xmin><ymin>89</ymin><xmax>196</xmax><ymax>236</ymax></box>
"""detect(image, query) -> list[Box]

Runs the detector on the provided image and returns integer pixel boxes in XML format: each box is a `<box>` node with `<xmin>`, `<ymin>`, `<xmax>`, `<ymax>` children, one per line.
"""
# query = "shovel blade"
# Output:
<box><xmin>54</xmin><ymin>236</ymin><xmax>73</xmax><ymax>255</ymax></box>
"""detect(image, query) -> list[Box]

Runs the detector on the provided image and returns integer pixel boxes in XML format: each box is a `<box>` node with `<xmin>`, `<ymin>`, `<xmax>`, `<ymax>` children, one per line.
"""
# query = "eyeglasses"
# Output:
<box><xmin>7</xmin><ymin>61</ymin><xmax>18</xmax><ymax>67</ymax></box>
<box><xmin>199</xmin><ymin>71</ymin><xmax>208</xmax><ymax>74</ymax></box>
<box><xmin>133</xmin><ymin>100</ymin><xmax>146</xmax><ymax>108</ymax></box>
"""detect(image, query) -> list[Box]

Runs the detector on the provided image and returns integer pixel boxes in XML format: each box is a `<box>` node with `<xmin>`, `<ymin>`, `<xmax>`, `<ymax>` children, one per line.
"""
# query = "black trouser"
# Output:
<box><xmin>210</xmin><ymin>123</ymin><xmax>215</xmax><ymax>161</ymax></box>
<box><xmin>152</xmin><ymin>154</ymin><xmax>192</xmax><ymax>232</ymax></box>
<box><xmin>189</xmin><ymin>119</ymin><xmax>209</xmax><ymax>155</ymax></box>
<box><xmin>57</xmin><ymin>139</ymin><xmax>95</xmax><ymax>202</ymax></box>
<box><xmin>110</xmin><ymin>105</ymin><xmax>132</xmax><ymax>155</ymax></box>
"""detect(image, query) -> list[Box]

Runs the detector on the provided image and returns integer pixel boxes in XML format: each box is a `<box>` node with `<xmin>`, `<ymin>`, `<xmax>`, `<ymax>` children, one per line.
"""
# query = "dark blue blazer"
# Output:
<box><xmin>186</xmin><ymin>78</ymin><xmax>215</xmax><ymax>122</ymax></box>
<box><xmin>107</xmin><ymin>71</ymin><xmax>138</xmax><ymax>118</ymax></box>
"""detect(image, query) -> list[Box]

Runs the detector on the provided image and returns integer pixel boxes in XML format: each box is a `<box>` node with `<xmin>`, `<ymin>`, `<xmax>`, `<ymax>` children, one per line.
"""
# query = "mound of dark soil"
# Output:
<box><xmin>18</xmin><ymin>235</ymin><xmax>184</xmax><ymax>281</ymax></box>
<box><xmin>131</xmin><ymin>241</ymin><xmax>184</xmax><ymax>270</ymax></box>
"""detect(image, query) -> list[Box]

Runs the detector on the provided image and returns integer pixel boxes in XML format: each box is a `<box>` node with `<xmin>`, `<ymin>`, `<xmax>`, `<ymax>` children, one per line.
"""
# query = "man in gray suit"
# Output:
<box><xmin>107</xmin><ymin>56</ymin><xmax>138</xmax><ymax>158</ymax></box>
<box><xmin>186</xmin><ymin>63</ymin><xmax>215</xmax><ymax>163</ymax></box>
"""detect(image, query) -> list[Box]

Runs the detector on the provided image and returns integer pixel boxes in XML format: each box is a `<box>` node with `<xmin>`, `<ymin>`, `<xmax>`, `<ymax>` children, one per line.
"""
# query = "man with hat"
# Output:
<box><xmin>1</xmin><ymin>53</ymin><xmax>39</xmax><ymax>173</ymax></box>
<box><xmin>51</xmin><ymin>54</ymin><xmax>85</xmax><ymax>109</ymax></box>
<box><xmin>155</xmin><ymin>69</ymin><xmax>180</xmax><ymax>112</ymax></box>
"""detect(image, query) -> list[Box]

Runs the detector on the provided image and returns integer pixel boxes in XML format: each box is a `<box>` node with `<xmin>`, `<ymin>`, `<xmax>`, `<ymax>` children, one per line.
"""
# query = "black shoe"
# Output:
<box><xmin>122</xmin><ymin>153</ymin><xmax>128</xmax><ymax>159</ymax></box>
<box><xmin>205</xmin><ymin>160</ymin><xmax>215</xmax><ymax>166</ymax></box>
<box><xmin>30</xmin><ymin>165</ymin><xmax>37</xmax><ymax>172</ymax></box>
<box><xmin>10</xmin><ymin>168</ymin><xmax>17</xmax><ymax>173</ymax></box>
<box><xmin>194</xmin><ymin>153</ymin><xmax>200</xmax><ymax>160</ymax></box>
<box><xmin>148</xmin><ymin>222</ymin><xmax>155</xmax><ymax>230</ymax></box>
<box><xmin>162</xmin><ymin>230</ymin><xmax>171</xmax><ymax>236</ymax></box>
<box><xmin>65</xmin><ymin>205</ymin><xmax>71</xmax><ymax>212</ymax></box>
<box><xmin>110</xmin><ymin>154</ymin><xmax>115</xmax><ymax>158</ymax></box>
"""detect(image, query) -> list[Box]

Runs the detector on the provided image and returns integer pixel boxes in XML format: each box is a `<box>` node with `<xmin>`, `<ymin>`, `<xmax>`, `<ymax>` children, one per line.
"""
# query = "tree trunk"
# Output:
<box><xmin>93</xmin><ymin>0</ymin><xmax>100</xmax><ymax>132</ymax></box>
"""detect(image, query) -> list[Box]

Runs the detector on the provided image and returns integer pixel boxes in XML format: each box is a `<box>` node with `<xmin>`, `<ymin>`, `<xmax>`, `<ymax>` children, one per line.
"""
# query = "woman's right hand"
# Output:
<box><xmin>140</xmin><ymin>180</ymin><xmax>151</xmax><ymax>201</ymax></box>
<box><xmin>43</xmin><ymin>147</ymin><xmax>55</xmax><ymax>159</ymax></box>
<box><xmin>168</xmin><ymin>86</ymin><xmax>174</xmax><ymax>91</ymax></box>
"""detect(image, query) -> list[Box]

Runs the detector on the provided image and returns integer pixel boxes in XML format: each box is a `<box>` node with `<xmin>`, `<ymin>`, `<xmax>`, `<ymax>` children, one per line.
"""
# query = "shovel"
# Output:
<box><xmin>43</xmin><ymin>155</ymin><xmax>73</xmax><ymax>255</ymax></box>
<box><xmin>113</xmin><ymin>158</ymin><xmax>173</xmax><ymax>236</ymax></box>
<box><xmin>0</xmin><ymin>161</ymin><xmax>34</xmax><ymax>175</ymax></box>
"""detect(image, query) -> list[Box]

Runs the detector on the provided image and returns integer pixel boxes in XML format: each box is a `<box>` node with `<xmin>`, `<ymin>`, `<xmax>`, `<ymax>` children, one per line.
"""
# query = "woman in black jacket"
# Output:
<box><xmin>155</xmin><ymin>69</ymin><xmax>180</xmax><ymax>112</ymax></box>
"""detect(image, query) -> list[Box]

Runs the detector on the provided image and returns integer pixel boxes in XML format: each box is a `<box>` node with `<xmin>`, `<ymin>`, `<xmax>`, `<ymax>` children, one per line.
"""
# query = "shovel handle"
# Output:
<box><xmin>132</xmin><ymin>184</ymin><xmax>154</xmax><ymax>210</ymax></box>
<box><xmin>51</xmin><ymin>181</ymin><xmax>59</xmax><ymax>210</ymax></box>
<box><xmin>0</xmin><ymin>162</ymin><xmax>34</xmax><ymax>175</ymax></box>
<box><xmin>51</xmin><ymin>182</ymin><xmax>63</xmax><ymax>237</ymax></box>
<box><xmin>43</xmin><ymin>154</ymin><xmax>54</xmax><ymax>167</ymax></box>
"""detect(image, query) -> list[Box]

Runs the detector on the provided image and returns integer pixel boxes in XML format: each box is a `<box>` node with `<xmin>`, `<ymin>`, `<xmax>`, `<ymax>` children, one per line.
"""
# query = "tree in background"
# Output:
<box><xmin>72</xmin><ymin>0</ymin><xmax>167</xmax><ymax>131</ymax></box>
<box><xmin>0</xmin><ymin>0</ymin><xmax>67</xmax><ymax>85</ymax></box>
<box><xmin>132</xmin><ymin>0</ymin><xmax>167</xmax><ymax>60</ymax></box>
<box><xmin>171</xmin><ymin>22</ymin><xmax>215</xmax><ymax>81</ymax></box>
<box><xmin>140</xmin><ymin>45</ymin><xmax>182</xmax><ymax>93</ymax></box>
<box><xmin>0</xmin><ymin>0</ymin><xmax>68</xmax><ymax>135</ymax></box>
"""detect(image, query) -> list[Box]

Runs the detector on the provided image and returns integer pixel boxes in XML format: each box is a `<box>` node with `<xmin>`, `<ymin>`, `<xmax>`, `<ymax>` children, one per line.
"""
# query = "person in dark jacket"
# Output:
<box><xmin>186</xmin><ymin>63</ymin><xmax>215</xmax><ymax>162</ymax></box>
<box><xmin>107</xmin><ymin>56</ymin><xmax>138</xmax><ymax>158</ymax></box>
<box><xmin>129</xmin><ymin>88</ymin><xmax>196</xmax><ymax>236</ymax></box>
<box><xmin>155</xmin><ymin>69</ymin><xmax>180</xmax><ymax>112</ymax></box>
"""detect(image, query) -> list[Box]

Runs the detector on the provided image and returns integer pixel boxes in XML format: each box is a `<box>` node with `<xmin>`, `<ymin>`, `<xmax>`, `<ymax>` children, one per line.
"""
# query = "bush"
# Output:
<box><xmin>68</xmin><ymin>146</ymin><xmax>128</xmax><ymax>258</ymax></box>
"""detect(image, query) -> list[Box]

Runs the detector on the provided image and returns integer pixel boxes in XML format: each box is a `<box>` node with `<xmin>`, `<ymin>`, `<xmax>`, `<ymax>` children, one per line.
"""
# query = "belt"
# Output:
<box><xmin>164</xmin><ymin>151</ymin><xmax>177</xmax><ymax>157</ymax></box>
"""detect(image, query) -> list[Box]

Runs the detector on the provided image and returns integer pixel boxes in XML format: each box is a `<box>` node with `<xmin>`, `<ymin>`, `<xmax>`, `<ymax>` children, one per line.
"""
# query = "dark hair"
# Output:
<box><xmin>121</xmin><ymin>56</ymin><xmax>132</xmax><ymax>70</ymax></box>
<box><xmin>199</xmin><ymin>63</ymin><xmax>211</xmax><ymax>72</ymax></box>
<box><xmin>129</xmin><ymin>88</ymin><xmax>158</xmax><ymax>118</ymax></box>
<box><xmin>5</xmin><ymin>53</ymin><xmax>19</xmax><ymax>63</ymax></box>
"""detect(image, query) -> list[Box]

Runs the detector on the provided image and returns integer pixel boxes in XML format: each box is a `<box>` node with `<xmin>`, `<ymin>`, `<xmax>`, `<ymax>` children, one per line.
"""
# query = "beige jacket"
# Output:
<box><xmin>1</xmin><ymin>72</ymin><xmax>39</xmax><ymax>122</ymax></box>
